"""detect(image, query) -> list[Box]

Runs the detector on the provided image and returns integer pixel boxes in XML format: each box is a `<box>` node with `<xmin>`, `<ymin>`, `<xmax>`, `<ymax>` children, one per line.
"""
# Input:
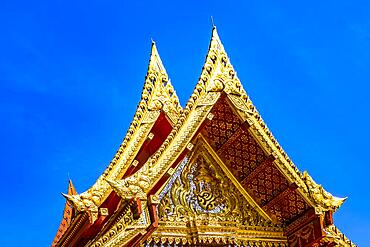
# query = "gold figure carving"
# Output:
<box><xmin>149</xmin><ymin>145</ymin><xmax>286</xmax><ymax>246</ymax></box>
<box><xmin>62</xmin><ymin>191</ymin><xmax>100</xmax><ymax>223</ymax></box>
<box><xmin>158</xmin><ymin>152</ymin><xmax>276</xmax><ymax>228</ymax></box>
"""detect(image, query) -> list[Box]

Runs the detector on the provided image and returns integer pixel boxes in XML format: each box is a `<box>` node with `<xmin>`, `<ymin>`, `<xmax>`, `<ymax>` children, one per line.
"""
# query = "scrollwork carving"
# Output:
<box><xmin>158</xmin><ymin>153</ymin><xmax>272</xmax><ymax>227</ymax></box>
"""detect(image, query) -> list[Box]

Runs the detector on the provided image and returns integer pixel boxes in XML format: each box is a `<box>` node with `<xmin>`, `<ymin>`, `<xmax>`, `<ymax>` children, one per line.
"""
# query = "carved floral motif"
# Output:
<box><xmin>158</xmin><ymin>153</ymin><xmax>273</xmax><ymax>228</ymax></box>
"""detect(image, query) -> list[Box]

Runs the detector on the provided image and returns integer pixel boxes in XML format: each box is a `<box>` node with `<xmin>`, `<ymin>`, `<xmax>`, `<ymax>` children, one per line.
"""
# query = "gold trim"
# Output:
<box><xmin>56</xmin><ymin>27</ymin><xmax>352</xmax><ymax>245</ymax></box>
<box><xmin>61</xmin><ymin>42</ymin><xmax>183</xmax><ymax>223</ymax></box>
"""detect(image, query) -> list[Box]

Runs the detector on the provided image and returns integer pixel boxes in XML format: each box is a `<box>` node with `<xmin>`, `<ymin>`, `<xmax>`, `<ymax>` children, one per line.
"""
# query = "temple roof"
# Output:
<box><xmin>54</xmin><ymin>27</ymin><xmax>354</xmax><ymax>247</ymax></box>
<box><xmin>102</xmin><ymin>27</ymin><xmax>346</xmax><ymax>211</ymax></box>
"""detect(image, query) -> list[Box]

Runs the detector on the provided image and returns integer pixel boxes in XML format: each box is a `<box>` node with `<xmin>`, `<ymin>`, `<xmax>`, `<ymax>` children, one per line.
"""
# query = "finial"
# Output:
<box><xmin>151</xmin><ymin>37</ymin><xmax>155</xmax><ymax>44</ymax></box>
<box><xmin>210</xmin><ymin>16</ymin><xmax>216</xmax><ymax>28</ymax></box>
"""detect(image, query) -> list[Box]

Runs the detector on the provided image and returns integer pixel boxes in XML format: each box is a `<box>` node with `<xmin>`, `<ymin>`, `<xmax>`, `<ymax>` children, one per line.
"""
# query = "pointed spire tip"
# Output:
<box><xmin>210</xmin><ymin>16</ymin><xmax>216</xmax><ymax>28</ymax></box>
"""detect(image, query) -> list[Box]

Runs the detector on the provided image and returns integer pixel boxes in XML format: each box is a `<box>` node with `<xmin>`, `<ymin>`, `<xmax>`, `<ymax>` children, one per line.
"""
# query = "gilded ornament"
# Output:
<box><xmin>54</xmin><ymin>27</ymin><xmax>354</xmax><ymax>247</ymax></box>
<box><xmin>302</xmin><ymin>171</ymin><xmax>346</xmax><ymax>210</ymax></box>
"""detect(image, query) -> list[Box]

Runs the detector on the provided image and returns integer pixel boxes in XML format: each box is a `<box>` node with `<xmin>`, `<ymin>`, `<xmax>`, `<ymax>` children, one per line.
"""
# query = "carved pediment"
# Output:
<box><xmin>151</xmin><ymin>138</ymin><xmax>287</xmax><ymax>246</ymax></box>
<box><xmin>158</xmin><ymin>155</ymin><xmax>267</xmax><ymax>226</ymax></box>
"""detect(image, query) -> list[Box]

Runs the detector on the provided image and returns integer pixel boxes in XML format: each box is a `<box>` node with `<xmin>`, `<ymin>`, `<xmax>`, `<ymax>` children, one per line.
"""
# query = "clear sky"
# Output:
<box><xmin>1</xmin><ymin>0</ymin><xmax>369</xmax><ymax>246</ymax></box>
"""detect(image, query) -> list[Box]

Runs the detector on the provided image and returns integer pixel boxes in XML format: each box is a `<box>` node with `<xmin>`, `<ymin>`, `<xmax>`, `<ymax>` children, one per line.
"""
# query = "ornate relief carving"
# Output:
<box><xmin>55</xmin><ymin>26</ymin><xmax>353</xmax><ymax>246</ymax></box>
<box><xmin>104</xmin><ymin>164</ymin><xmax>153</xmax><ymax>199</ymax></box>
<box><xmin>323</xmin><ymin>225</ymin><xmax>357</xmax><ymax>247</ymax></box>
<box><xmin>206</xmin><ymin>76</ymin><xmax>224</xmax><ymax>92</ymax></box>
<box><xmin>157</xmin><ymin>152</ymin><xmax>274</xmax><ymax>228</ymax></box>
<box><xmin>62</xmin><ymin>189</ymin><xmax>103</xmax><ymax>223</ymax></box>
<box><xmin>141</xmin><ymin>110</ymin><xmax>161</xmax><ymax>124</ymax></box>
<box><xmin>149</xmin><ymin>142</ymin><xmax>286</xmax><ymax>246</ymax></box>
<box><xmin>197</xmin><ymin>91</ymin><xmax>220</xmax><ymax>107</ymax></box>
<box><xmin>90</xmin><ymin>200</ymin><xmax>150</xmax><ymax>247</ymax></box>
<box><xmin>144</xmin><ymin>237</ymin><xmax>288</xmax><ymax>247</ymax></box>
<box><xmin>224</xmin><ymin>78</ymin><xmax>242</xmax><ymax>96</ymax></box>
<box><xmin>227</xmin><ymin>93</ymin><xmax>249</xmax><ymax>112</ymax></box>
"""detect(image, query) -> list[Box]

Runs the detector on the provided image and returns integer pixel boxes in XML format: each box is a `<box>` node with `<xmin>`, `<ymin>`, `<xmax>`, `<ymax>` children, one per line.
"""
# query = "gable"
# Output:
<box><xmin>54</xmin><ymin>27</ymin><xmax>354</xmax><ymax>247</ymax></box>
<box><xmin>148</xmin><ymin>137</ymin><xmax>286</xmax><ymax>246</ymax></box>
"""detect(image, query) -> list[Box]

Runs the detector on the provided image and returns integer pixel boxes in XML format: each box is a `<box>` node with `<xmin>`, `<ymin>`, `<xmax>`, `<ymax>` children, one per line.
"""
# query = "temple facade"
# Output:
<box><xmin>52</xmin><ymin>27</ymin><xmax>355</xmax><ymax>247</ymax></box>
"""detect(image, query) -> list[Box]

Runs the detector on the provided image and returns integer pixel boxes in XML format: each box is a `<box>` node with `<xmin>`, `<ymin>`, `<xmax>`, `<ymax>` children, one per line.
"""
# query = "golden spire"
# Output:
<box><xmin>192</xmin><ymin>25</ymin><xmax>244</xmax><ymax>96</ymax></box>
<box><xmin>210</xmin><ymin>25</ymin><xmax>223</xmax><ymax>49</ymax></box>
<box><xmin>142</xmin><ymin>40</ymin><xmax>182</xmax><ymax>122</ymax></box>
<box><xmin>58</xmin><ymin>41</ymin><xmax>183</xmax><ymax>224</ymax></box>
<box><xmin>148</xmin><ymin>40</ymin><xmax>167</xmax><ymax>75</ymax></box>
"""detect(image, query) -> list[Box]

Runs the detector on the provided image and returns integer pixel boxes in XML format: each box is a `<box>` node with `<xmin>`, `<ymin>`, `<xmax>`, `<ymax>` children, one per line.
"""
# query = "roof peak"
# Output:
<box><xmin>210</xmin><ymin>25</ymin><xmax>222</xmax><ymax>49</ymax></box>
<box><xmin>68</xmin><ymin>179</ymin><xmax>77</xmax><ymax>195</ymax></box>
<box><xmin>148</xmin><ymin>41</ymin><xmax>167</xmax><ymax>75</ymax></box>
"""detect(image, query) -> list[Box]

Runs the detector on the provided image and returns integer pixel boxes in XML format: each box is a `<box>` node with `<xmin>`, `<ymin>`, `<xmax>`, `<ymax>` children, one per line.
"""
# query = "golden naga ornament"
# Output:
<box><xmin>302</xmin><ymin>171</ymin><xmax>346</xmax><ymax>211</ymax></box>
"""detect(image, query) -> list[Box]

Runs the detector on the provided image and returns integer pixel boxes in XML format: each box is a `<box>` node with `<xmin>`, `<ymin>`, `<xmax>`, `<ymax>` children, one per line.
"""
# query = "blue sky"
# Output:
<box><xmin>1</xmin><ymin>0</ymin><xmax>369</xmax><ymax>246</ymax></box>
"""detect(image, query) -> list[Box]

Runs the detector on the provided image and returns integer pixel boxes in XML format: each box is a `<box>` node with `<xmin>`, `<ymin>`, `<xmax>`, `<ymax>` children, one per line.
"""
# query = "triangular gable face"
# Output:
<box><xmin>148</xmin><ymin>137</ymin><xmax>286</xmax><ymax>246</ymax></box>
